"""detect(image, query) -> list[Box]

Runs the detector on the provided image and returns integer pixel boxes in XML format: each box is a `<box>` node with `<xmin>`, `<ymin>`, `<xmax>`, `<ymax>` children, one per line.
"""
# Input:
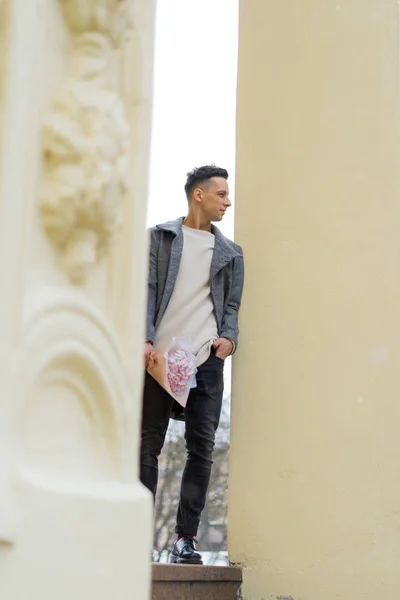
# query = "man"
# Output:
<box><xmin>140</xmin><ymin>165</ymin><xmax>244</xmax><ymax>565</ymax></box>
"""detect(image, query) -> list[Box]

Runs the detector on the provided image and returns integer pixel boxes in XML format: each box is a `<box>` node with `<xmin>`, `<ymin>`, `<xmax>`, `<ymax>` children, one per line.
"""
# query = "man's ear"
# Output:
<box><xmin>192</xmin><ymin>187</ymin><xmax>203</xmax><ymax>204</ymax></box>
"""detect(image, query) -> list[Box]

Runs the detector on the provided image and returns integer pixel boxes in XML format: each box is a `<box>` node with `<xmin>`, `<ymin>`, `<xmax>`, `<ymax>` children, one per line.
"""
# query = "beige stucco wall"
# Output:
<box><xmin>229</xmin><ymin>1</ymin><xmax>400</xmax><ymax>599</ymax></box>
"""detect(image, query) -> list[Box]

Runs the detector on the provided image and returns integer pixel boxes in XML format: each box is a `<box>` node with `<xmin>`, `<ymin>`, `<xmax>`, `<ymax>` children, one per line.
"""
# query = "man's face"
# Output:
<box><xmin>198</xmin><ymin>177</ymin><xmax>231</xmax><ymax>222</ymax></box>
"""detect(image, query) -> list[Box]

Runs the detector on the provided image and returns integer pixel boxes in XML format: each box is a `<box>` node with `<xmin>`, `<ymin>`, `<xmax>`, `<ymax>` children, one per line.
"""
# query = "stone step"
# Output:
<box><xmin>152</xmin><ymin>563</ymin><xmax>243</xmax><ymax>600</ymax></box>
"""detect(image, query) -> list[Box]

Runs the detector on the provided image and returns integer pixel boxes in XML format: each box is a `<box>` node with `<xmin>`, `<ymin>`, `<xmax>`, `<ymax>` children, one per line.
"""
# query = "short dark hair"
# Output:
<box><xmin>184</xmin><ymin>165</ymin><xmax>228</xmax><ymax>198</ymax></box>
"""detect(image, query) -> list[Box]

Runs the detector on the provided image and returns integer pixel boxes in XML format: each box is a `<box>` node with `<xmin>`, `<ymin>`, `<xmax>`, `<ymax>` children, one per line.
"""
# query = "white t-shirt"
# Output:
<box><xmin>154</xmin><ymin>225</ymin><xmax>218</xmax><ymax>367</ymax></box>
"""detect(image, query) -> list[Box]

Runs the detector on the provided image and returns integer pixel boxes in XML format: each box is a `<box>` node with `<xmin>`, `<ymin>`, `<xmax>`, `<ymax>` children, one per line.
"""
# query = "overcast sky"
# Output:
<box><xmin>147</xmin><ymin>0</ymin><xmax>238</xmax><ymax>240</ymax></box>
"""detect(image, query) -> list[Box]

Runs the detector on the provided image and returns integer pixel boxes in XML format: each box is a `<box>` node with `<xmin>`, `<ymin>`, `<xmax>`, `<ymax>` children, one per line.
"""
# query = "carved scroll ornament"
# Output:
<box><xmin>40</xmin><ymin>0</ymin><xmax>134</xmax><ymax>284</ymax></box>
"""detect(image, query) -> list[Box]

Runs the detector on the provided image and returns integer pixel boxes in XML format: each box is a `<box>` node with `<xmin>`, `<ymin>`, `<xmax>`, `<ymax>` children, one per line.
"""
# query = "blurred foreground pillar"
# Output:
<box><xmin>0</xmin><ymin>1</ymin><xmax>156</xmax><ymax>598</ymax></box>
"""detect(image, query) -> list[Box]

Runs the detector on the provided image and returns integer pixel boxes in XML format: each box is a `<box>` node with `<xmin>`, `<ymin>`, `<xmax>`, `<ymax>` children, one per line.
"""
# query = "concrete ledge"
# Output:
<box><xmin>152</xmin><ymin>563</ymin><xmax>242</xmax><ymax>582</ymax></box>
<box><xmin>152</xmin><ymin>564</ymin><xmax>243</xmax><ymax>600</ymax></box>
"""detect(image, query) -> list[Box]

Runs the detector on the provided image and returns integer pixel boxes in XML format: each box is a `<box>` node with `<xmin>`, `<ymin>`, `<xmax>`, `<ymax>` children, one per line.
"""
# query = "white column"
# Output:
<box><xmin>0</xmin><ymin>1</ymin><xmax>156</xmax><ymax>598</ymax></box>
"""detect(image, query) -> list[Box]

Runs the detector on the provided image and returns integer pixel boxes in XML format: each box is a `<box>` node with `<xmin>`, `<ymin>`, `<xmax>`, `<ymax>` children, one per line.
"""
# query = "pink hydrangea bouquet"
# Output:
<box><xmin>147</xmin><ymin>337</ymin><xmax>197</xmax><ymax>407</ymax></box>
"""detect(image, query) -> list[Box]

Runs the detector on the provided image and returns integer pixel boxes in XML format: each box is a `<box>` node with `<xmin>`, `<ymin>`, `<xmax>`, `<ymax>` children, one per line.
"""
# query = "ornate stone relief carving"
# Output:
<box><xmin>40</xmin><ymin>0</ymin><xmax>134</xmax><ymax>284</ymax></box>
<box><xmin>15</xmin><ymin>287</ymin><xmax>132</xmax><ymax>485</ymax></box>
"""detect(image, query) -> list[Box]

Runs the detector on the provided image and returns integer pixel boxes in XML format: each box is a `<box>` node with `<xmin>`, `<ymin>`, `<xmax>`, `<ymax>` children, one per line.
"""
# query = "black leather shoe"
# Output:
<box><xmin>169</xmin><ymin>536</ymin><xmax>203</xmax><ymax>565</ymax></box>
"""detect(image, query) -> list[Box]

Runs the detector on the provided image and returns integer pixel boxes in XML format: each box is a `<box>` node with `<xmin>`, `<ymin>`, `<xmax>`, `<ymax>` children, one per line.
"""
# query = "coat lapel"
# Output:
<box><xmin>156</xmin><ymin>218</ymin><xmax>184</xmax><ymax>324</ymax></box>
<box><xmin>210</xmin><ymin>224</ymin><xmax>240</xmax><ymax>280</ymax></box>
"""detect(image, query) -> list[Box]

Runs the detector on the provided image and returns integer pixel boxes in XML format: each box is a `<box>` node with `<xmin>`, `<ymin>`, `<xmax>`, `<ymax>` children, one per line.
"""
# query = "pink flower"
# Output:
<box><xmin>167</xmin><ymin>347</ymin><xmax>197</xmax><ymax>396</ymax></box>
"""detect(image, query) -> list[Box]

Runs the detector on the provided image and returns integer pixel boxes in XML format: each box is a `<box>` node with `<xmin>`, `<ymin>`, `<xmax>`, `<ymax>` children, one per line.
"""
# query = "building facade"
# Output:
<box><xmin>230</xmin><ymin>1</ymin><xmax>400</xmax><ymax>599</ymax></box>
<box><xmin>1</xmin><ymin>1</ymin><xmax>400</xmax><ymax>599</ymax></box>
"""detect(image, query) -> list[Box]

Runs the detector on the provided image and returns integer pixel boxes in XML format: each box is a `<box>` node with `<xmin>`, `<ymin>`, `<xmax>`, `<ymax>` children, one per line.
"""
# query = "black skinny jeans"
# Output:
<box><xmin>140</xmin><ymin>351</ymin><xmax>224</xmax><ymax>536</ymax></box>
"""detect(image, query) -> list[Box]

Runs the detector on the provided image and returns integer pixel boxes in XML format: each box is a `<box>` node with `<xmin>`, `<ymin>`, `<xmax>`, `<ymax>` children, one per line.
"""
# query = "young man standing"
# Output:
<box><xmin>140</xmin><ymin>165</ymin><xmax>244</xmax><ymax>565</ymax></box>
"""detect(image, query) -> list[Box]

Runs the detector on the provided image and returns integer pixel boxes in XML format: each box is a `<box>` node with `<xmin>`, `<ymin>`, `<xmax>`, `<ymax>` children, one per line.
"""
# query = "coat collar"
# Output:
<box><xmin>156</xmin><ymin>216</ymin><xmax>241</xmax><ymax>270</ymax></box>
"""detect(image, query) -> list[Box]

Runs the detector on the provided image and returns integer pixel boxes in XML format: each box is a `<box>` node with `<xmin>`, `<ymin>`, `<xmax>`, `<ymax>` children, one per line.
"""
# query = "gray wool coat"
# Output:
<box><xmin>146</xmin><ymin>217</ymin><xmax>244</xmax><ymax>351</ymax></box>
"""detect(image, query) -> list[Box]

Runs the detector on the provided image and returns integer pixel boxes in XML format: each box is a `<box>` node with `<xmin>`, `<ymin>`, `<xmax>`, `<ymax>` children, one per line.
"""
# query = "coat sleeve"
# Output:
<box><xmin>220</xmin><ymin>253</ymin><xmax>244</xmax><ymax>351</ymax></box>
<box><xmin>146</xmin><ymin>228</ymin><xmax>159</xmax><ymax>344</ymax></box>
